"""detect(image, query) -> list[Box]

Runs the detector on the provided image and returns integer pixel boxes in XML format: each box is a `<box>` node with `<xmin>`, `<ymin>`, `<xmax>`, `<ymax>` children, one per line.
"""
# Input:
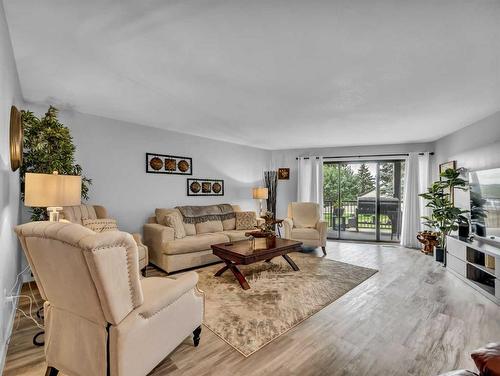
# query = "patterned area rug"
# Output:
<box><xmin>196</xmin><ymin>252</ymin><xmax>377</xmax><ymax>357</ymax></box>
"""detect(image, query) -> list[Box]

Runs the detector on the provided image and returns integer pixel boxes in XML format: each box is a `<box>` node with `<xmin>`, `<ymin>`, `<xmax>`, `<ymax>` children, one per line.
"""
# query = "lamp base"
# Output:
<box><xmin>47</xmin><ymin>207</ymin><xmax>62</xmax><ymax>222</ymax></box>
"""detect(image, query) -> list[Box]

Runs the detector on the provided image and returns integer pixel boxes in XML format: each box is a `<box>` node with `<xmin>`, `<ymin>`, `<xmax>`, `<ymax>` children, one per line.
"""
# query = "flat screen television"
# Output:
<box><xmin>469</xmin><ymin>167</ymin><xmax>500</xmax><ymax>242</ymax></box>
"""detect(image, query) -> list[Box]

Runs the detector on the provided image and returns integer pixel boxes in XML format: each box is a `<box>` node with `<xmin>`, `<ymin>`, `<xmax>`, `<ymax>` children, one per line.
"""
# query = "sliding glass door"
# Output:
<box><xmin>323</xmin><ymin>160</ymin><xmax>405</xmax><ymax>242</ymax></box>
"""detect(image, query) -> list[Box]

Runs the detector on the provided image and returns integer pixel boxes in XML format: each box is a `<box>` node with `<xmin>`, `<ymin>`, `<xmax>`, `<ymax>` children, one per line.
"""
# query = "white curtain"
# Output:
<box><xmin>297</xmin><ymin>156</ymin><xmax>324</xmax><ymax>218</ymax></box>
<box><xmin>418</xmin><ymin>152</ymin><xmax>431</xmax><ymax>230</ymax></box>
<box><xmin>401</xmin><ymin>153</ymin><xmax>421</xmax><ymax>248</ymax></box>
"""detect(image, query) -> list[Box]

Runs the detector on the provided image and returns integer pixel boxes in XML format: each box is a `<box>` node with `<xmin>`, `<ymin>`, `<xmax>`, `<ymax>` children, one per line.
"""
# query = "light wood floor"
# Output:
<box><xmin>4</xmin><ymin>242</ymin><xmax>500</xmax><ymax>376</ymax></box>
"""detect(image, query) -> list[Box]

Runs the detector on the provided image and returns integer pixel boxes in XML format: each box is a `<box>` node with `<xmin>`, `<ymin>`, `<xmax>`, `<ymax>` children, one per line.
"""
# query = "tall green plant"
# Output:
<box><xmin>20</xmin><ymin>106</ymin><xmax>92</xmax><ymax>221</ymax></box>
<box><xmin>419</xmin><ymin>168</ymin><xmax>468</xmax><ymax>248</ymax></box>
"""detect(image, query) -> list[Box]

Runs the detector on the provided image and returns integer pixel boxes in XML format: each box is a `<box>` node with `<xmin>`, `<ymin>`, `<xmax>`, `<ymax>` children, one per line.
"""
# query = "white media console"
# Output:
<box><xmin>446</xmin><ymin>235</ymin><xmax>500</xmax><ymax>304</ymax></box>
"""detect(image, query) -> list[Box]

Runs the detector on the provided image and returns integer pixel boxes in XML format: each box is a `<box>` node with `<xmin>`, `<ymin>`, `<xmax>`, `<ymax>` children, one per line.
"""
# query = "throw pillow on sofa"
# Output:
<box><xmin>163</xmin><ymin>212</ymin><xmax>186</xmax><ymax>239</ymax></box>
<box><xmin>235</xmin><ymin>211</ymin><xmax>257</xmax><ymax>230</ymax></box>
<box><xmin>471</xmin><ymin>343</ymin><xmax>500</xmax><ymax>376</ymax></box>
<box><xmin>82</xmin><ymin>218</ymin><xmax>118</xmax><ymax>233</ymax></box>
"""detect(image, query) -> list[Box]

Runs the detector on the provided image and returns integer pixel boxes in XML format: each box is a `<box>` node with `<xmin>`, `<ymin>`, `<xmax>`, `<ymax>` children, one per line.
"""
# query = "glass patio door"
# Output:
<box><xmin>323</xmin><ymin>160</ymin><xmax>404</xmax><ymax>242</ymax></box>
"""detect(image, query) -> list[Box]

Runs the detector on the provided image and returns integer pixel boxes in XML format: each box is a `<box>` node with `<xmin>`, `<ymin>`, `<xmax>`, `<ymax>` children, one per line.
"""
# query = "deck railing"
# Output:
<box><xmin>323</xmin><ymin>200</ymin><xmax>402</xmax><ymax>232</ymax></box>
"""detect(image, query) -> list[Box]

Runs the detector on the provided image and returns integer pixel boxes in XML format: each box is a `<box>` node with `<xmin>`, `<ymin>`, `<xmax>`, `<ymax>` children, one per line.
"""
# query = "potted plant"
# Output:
<box><xmin>419</xmin><ymin>168</ymin><xmax>468</xmax><ymax>263</ymax></box>
<box><xmin>20</xmin><ymin>106</ymin><xmax>92</xmax><ymax>220</ymax></box>
<box><xmin>470</xmin><ymin>189</ymin><xmax>488</xmax><ymax>237</ymax></box>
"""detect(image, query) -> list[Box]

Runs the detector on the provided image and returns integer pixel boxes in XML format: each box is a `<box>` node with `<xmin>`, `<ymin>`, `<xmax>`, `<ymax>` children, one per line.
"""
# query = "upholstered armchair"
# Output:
<box><xmin>61</xmin><ymin>204</ymin><xmax>149</xmax><ymax>273</ymax></box>
<box><xmin>283</xmin><ymin>202</ymin><xmax>327</xmax><ymax>255</ymax></box>
<box><xmin>15</xmin><ymin>221</ymin><xmax>204</xmax><ymax>376</ymax></box>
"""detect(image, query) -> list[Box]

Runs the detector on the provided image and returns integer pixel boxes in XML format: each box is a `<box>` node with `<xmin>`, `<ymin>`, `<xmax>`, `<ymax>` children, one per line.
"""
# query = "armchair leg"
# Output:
<box><xmin>321</xmin><ymin>246</ymin><xmax>327</xmax><ymax>256</ymax></box>
<box><xmin>45</xmin><ymin>367</ymin><xmax>59</xmax><ymax>376</ymax></box>
<box><xmin>193</xmin><ymin>326</ymin><xmax>202</xmax><ymax>347</ymax></box>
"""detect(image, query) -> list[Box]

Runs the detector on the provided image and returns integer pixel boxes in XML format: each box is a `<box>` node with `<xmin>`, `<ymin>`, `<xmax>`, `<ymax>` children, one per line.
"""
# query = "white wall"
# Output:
<box><xmin>431</xmin><ymin>111</ymin><xmax>500</xmax><ymax>212</ymax></box>
<box><xmin>25</xmin><ymin>106</ymin><xmax>271</xmax><ymax>233</ymax></box>
<box><xmin>270</xmin><ymin>142</ymin><xmax>434</xmax><ymax>218</ymax></box>
<box><xmin>433</xmin><ymin>111</ymin><xmax>500</xmax><ymax>175</ymax></box>
<box><xmin>0</xmin><ymin>1</ymin><xmax>23</xmax><ymax>370</ymax></box>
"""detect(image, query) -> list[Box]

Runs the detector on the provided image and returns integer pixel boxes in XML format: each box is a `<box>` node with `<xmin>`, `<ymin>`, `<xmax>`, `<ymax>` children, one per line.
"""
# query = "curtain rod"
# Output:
<box><xmin>295</xmin><ymin>152</ymin><xmax>434</xmax><ymax>160</ymax></box>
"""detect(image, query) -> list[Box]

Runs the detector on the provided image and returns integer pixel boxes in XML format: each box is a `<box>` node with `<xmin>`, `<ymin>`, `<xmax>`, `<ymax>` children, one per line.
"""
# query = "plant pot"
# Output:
<box><xmin>458</xmin><ymin>223</ymin><xmax>470</xmax><ymax>239</ymax></box>
<box><xmin>416</xmin><ymin>231</ymin><xmax>439</xmax><ymax>254</ymax></box>
<box><xmin>435</xmin><ymin>247</ymin><xmax>445</xmax><ymax>263</ymax></box>
<box><xmin>475</xmin><ymin>223</ymin><xmax>486</xmax><ymax>237</ymax></box>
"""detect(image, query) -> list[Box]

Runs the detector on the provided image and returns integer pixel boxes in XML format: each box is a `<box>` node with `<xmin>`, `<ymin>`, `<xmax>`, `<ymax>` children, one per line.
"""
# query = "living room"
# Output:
<box><xmin>1</xmin><ymin>1</ymin><xmax>500</xmax><ymax>376</ymax></box>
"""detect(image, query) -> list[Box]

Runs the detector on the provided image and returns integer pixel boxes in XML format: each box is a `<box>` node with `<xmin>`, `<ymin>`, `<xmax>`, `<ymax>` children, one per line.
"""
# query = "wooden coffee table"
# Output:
<box><xmin>211</xmin><ymin>238</ymin><xmax>303</xmax><ymax>290</ymax></box>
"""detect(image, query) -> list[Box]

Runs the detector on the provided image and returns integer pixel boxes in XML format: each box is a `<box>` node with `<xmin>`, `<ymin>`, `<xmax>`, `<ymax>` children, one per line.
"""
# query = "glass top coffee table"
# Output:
<box><xmin>211</xmin><ymin>238</ymin><xmax>303</xmax><ymax>290</ymax></box>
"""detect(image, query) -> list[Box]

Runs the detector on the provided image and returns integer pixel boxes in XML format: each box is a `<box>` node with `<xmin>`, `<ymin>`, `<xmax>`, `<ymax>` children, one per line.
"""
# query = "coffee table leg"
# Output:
<box><xmin>282</xmin><ymin>254</ymin><xmax>300</xmax><ymax>271</ymax></box>
<box><xmin>215</xmin><ymin>260</ymin><xmax>251</xmax><ymax>290</ymax></box>
<box><xmin>229</xmin><ymin>264</ymin><xmax>251</xmax><ymax>290</ymax></box>
<box><xmin>214</xmin><ymin>263</ymin><xmax>230</xmax><ymax>277</ymax></box>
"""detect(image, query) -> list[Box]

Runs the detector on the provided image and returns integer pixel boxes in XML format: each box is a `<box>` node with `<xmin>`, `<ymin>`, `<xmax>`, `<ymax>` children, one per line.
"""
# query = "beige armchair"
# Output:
<box><xmin>283</xmin><ymin>202</ymin><xmax>327</xmax><ymax>255</ymax></box>
<box><xmin>62</xmin><ymin>204</ymin><xmax>149</xmax><ymax>273</ymax></box>
<box><xmin>15</xmin><ymin>221</ymin><xmax>204</xmax><ymax>376</ymax></box>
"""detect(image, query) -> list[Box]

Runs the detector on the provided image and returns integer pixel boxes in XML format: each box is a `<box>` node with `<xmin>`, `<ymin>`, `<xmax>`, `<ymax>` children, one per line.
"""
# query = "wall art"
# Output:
<box><xmin>187</xmin><ymin>178</ymin><xmax>224</xmax><ymax>196</ymax></box>
<box><xmin>278</xmin><ymin>168</ymin><xmax>290</xmax><ymax>180</ymax></box>
<box><xmin>146</xmin><ymin>153</ymin><xmax>192</xmax><ymax>175</ymax></box>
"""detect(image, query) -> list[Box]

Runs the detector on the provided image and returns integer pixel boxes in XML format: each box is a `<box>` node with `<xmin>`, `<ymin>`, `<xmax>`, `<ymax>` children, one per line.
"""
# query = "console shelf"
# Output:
<box><xmin>468</xmin><ymin>262</ymin><xmax>496</xmax><ymax>277</ymax></box>
<box><xmin>446</xmin><ymin>235</ymin><xmax>500</xmax><ymax>305</ymax></box>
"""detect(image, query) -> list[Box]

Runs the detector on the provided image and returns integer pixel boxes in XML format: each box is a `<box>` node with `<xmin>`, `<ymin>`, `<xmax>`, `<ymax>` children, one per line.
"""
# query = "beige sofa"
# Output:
<box><xmin>284</xmin><ymin>202</ymin><xmax>328</xmax><ymax>255</ymax></box>
<box><xmin>62</xmin><ymin>204</ymin><xmax>149</xmax><ymax>272</ymax></box>
<box><xmin>15</xmin><ymin>221</ymin><xmax>203</xmax><ymax>376</ymax></box>
<box><xmin>144</xmin><ymin>205</ymin><xmax>263</xmax><ymax>273</ymax></box>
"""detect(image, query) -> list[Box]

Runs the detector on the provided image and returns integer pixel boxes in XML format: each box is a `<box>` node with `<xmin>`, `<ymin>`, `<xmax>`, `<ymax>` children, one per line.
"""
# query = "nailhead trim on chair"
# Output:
<box><xmin>92</xmin><ymin>245</ymin><xmax>137</xmax><ymax>311</ymax></box>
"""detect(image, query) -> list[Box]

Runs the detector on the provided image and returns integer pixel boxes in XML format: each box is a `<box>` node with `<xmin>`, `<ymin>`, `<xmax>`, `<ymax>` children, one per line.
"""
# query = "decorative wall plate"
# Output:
<box><xmin>146</xmin><ymin>153</ymin><xmax>192</xmax><ymax>175</ymax></box>
<box><xmin>9</xmin><ymin>105</ymin><xmax>23</xmax><ymax>172</ymax></box>
<box><xmin>190</xmin><ymin>181</ymin><xmax>201</xmax><ymax>193</ymax></box>
<box><xmin>212</xmin><ymin>182</ymin><xmax>222</xmax><ymax>193</ymax></box>
<box><xmin>149</xmin><ymin>157</ymin><xmax>163</xmax><ymax>170</ymax></box>
<box><xmin>187</xmin><ymin>178</ymin><xmax>224</xmax><ymax>196</ymax></box>
<box><xmin>202</xmin><ymin>182</ymin><xmax>211</xmax><ymax>193</ymax></box>
<box><xmin>178</xmin><ymin>159</ymin><xmax>190</xmax><ymax>172</ymax></box>
<box><xmin>165</xmin><ymin>158</ymin><xmax>176</xmax><ymax>171</ymax></box>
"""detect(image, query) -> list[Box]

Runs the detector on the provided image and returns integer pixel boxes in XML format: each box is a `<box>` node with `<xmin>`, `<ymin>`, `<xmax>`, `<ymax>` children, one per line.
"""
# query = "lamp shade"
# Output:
<box><xmin>252</xmin><ymin>187</ymin><xmax>268</xmax><ymax>200</ymax></box>
<box><xmin>25</xmin><ymin>172</ymin><xmax>82</xmax><ymax>207</ymax></box>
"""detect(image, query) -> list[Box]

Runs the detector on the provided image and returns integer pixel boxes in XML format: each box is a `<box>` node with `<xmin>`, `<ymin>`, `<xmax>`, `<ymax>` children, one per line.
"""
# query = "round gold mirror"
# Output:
<box><xmin>10</xmin><ymin>105</ymin><xmax>23</xmax><ymax>171</ymax></box>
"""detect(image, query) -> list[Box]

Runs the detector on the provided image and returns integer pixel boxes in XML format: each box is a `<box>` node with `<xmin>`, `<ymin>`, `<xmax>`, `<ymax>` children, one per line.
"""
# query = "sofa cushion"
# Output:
<box><xmin>155</xmin><ymin>208</ymin><xmax>195</xmax><ymax>236</ymax></box>
<box><xmin>222</xmin><ymin>217</ymin><xmax>236</xmax><ymax>230</ymax></box>
<box><xmin>62</xmin><ymin>204</ymin><xmax>98</xmax><ymax>224</ymax></box>
<box><xmin>291</xmin><ymin>227</ymin><xmax>320</xmax><ymax>240</ymax></box>
<box><xmin>137</xmin><ymin>243</ymin><xmax>148</xmax><ymax>266</ymax></box>
<box><xmin>155</xmin><ymin>208</ymin><xmax>177</xmax><ymax>226</ymax></box>
<box><xmin>183</xmin><ymin>222</ymin><xmax>196</xmax><ymax>236</ymax></box>
<box><xmin>471</xmin><ymin>343</ymin><xmax>500</xmax><ymax>376</ymax></box>
<box><xmin>195</xmin><ymin>220</ymin><xmax>223</xmax><ymax>234</ymax></box>
<box><xmin>163</xmin><ymin>233</ymin><xmax>229</xmax><ymax>255</ymax></box>
<box><xmin>290</xmin><ymin>202</ymin><xmax>319</xmax><ymax>228</ymax></box>
<box><xmin>221</xmin><ymin>204</ymin><xmax>241</xmax><ymax>230</ymax></box>
<box><xmin>163</xmin><ymin>212</ymin><xmax>186</xmax><ymax>239</ymax></box>
<box><xmin>82</xmin><ymin>218</ymin><xmax>118</xmax><ymax>233</ymax></box>
<box><xmin>221</xmin><ymin>230</ymin><xmax>252</xmax><ymax>242</ymax></box>
<box><xmin>235</xmin><ymin>211</ymin><xmax>257</xmax><ymax>230</ymax></box>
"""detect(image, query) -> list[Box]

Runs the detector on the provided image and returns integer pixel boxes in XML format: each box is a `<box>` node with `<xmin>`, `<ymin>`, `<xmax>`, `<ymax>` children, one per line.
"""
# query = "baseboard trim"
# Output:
<box><xmin>0</xmin><ymin>282</ymin><xmax>22</xmax><ymax>374</ymax></box>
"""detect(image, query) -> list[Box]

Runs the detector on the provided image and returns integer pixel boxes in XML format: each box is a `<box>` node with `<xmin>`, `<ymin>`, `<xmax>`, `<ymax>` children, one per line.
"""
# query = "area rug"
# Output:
<box><xmin>196</xmin><ymin>253</ymin><xmax>377</xmax><ymax>357</ymax></box>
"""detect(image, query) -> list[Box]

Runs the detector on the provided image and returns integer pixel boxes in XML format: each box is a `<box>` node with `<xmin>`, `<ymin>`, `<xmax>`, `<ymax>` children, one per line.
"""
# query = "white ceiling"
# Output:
<box><xmin>4</xmin><ymin>0</ymin><xmax>500</xmax><ymax>150</ymax></box>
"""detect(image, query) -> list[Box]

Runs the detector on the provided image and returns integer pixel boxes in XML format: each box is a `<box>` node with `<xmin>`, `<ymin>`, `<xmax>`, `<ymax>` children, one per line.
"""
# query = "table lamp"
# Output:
<box><xmin>24</xmin><ymin>172</ymin><xmax>82</xmax><ymax>221</ymax></box>
<box><xmin>252</xmin><ymin>187</ymin><xmax>268</xmax><ymax>217</ymax></box>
